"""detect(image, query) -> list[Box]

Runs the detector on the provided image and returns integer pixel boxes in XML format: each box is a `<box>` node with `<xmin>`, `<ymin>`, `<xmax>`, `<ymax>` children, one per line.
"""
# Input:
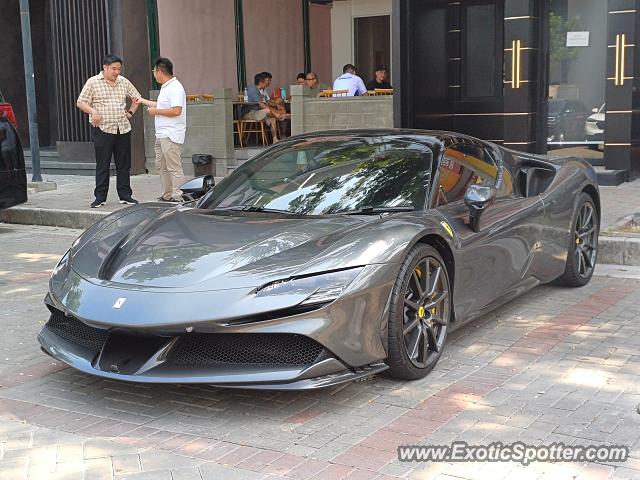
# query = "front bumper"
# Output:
<box><xmin>39</xmin><ymin>264</ymin><xmax>396</xmax><ymax>389</ymax></box>
<box><xmin>38</xmin><ymin>322</ymin><xmax>388</xmax><ymax>389</ymax></box>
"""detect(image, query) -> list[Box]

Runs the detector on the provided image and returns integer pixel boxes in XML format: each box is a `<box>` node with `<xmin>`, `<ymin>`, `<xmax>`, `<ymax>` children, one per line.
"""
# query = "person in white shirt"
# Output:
<box><xmin>134</xmin><ymin>57</ymin><xmax>187</xmax><ymax>202</ymax></box>
<box><xmin>332</xmin><ymin>64</ymin><xmax>367</xmax><ymax>97</ymax></box>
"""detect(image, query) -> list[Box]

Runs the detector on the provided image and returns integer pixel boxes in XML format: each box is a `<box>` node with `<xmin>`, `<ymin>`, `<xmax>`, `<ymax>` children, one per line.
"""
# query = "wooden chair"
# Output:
<box><xmin>373</xmin><ymin>88</ymin><xmax>394</xmax><ymax>95</ymax></box>
<box><xmin>239</xmin><ymin>119</ymin><xmax>267</xmax><ymax>146</ymax></box>
<box><xmin>319</xmin><ymin>89</ymin><xmax>349</xmax><ymax>97</ymax></box>
<box><xmin>233</xmin><ymin>103</ymin><xmax>244</xmax><ymax>147</ymax></box>
<box><xmin>234</xmin><ymin>118</ymin><xmax>243</xmax><ymax>147</ymax></box>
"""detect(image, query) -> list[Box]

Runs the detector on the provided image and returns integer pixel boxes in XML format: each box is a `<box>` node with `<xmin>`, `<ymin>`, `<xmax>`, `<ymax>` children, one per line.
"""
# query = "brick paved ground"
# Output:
<box><xmin>1</xmin><ymin>224</ymin><xmax>639</xmax><ymax>480</ymax></box>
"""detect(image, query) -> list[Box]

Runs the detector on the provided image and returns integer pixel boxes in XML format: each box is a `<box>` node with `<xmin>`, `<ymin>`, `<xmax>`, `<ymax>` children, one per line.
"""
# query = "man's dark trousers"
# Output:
<box><xmin>92</xmin><ymin>127</ymin><xmax>133</xmax><ymax>201</ymax></box>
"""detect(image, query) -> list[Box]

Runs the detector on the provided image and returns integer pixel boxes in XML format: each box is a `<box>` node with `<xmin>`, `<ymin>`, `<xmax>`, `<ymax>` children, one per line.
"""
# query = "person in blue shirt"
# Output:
<box><xmin>241</xmin><ymin>72</ymin><xmax>280</xmax><ymax>143</ymax></box>
<box><xmin>332</xmin><ymin>64</ymin><xmax>367</xmax><ymax>96</ymax></box>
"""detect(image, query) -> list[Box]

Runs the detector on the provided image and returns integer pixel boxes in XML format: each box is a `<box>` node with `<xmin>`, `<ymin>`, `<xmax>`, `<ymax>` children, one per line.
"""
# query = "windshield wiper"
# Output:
<box><xmin>210</xmin><ymin>205</ymin><xmax>295</xmax><ymax>214</ymax></box>
<box><xmin>336</xmin><ymin>205</ymin><xmax>416</xmax><ymax>215</ymax></box>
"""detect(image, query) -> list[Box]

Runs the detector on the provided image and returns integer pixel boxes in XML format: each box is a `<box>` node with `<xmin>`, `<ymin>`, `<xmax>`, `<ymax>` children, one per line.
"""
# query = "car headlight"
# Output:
<box><xmin>52</xmin><ymin>248</ymin><xmax>71</xmax><ymax>277</ymax></box>
<box><xmin>256</xmin><ymin>267</ymin><xmax>364</xmax><ymax>305</ymax></box>
<box><xmin>50</xmin><ymin>248</ymin><xmax>71</xmax><ymax>294</ymax></box>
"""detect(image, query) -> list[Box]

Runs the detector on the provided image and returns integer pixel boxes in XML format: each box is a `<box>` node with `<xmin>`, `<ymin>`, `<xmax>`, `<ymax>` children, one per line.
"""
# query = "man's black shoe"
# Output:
<box><xmin>90</xmin><ymin>199</ymin><xmax>106</xmax><ymax>208</ymax></box>
<box><xmin>119</xmin><ymin>197</ymin><xmax>139</xmax><ymax>205</ymax></box>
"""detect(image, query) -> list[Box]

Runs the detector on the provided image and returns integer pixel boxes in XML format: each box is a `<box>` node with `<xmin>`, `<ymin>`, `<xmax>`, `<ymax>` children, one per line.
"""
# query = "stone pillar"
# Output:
<box><xmin>290</xmin><ymin>84</ymin><xmax>306</xmax><ymax>136</ymax></box>
<box><xmin>144</xmin><ymin>89</ymin><xmax>233</xmax><ymax>178</ymax></box>
<box><xmin>212</xmin><ymin>88</ymin><xmax>234</xmax><ymax>177</ymax></box>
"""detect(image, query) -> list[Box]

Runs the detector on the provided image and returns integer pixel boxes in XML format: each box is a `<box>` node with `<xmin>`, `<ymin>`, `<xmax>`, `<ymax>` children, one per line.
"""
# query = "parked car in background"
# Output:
<box><xmin>0</xmin><ymin>111</ymin><xmax>28</xmax><ymax>210</ymax></box>
<box><xmin>585</xmin><ymin>103</ymin><xmax>605</xmax><ymax>150</ymax></box>
<box><xmin>547</xmin><ymin>99</ymin><xmax>589</xmax><ymax>146</ymax></box>
<box><xmin>0</xmin><ymin>88</ymin><xmax>17</xmax><ymax>128</ymax></box>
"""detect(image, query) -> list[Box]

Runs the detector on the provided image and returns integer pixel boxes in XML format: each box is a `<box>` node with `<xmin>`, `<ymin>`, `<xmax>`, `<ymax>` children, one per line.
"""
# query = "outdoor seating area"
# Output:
<box><xmin>142</xmin><ymin>82</ymin><xmax>394</xmax><ymax>177</ymax></box>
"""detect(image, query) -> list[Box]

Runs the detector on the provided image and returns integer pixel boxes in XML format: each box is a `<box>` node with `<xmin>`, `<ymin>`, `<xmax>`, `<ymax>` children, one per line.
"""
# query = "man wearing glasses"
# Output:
<box><xmin>303</xmin><ymin>72</ymin><xmax>329</xmax><ymax>97</ymax></box>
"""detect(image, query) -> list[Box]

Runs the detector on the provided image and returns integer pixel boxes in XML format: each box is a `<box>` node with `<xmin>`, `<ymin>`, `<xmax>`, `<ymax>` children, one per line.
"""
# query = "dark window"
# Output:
<box><xmin>463</xmin><ymin>2</ymin><xmax>501</xmax><ymax>98</ymax></box>
<box><xmin>414</xmin><ymin>6</ymin><xmax>448</xmax><ymax>101</ymax></box>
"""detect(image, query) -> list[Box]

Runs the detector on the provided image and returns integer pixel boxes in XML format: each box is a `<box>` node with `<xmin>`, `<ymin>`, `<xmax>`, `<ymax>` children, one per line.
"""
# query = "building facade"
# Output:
<box><xmin>4</xmin><ymin>0</ymin><xmax>639</xmax><ymax>182</ymax></box>
<box><xmin>394</xmin><ymin>0</ymin><xmax>640</xmax><ymax>183</ymax></box>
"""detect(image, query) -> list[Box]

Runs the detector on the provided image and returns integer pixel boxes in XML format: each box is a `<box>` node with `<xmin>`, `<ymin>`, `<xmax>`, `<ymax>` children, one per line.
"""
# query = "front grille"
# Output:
<box><xmin>170</xmin><ymin>333</ymin><xmax>326</xmax><ymax>367</ymax></box>
<box><xmin>45</xmin><ymin>309</ymin><xmax>108</xmax><ymax>352</ymax></box>
<box><xmin>547</xmin><ymin>116</ymin><xmax>555</xmax><ymax>126</ymax></box>
<box><xmin>596</xmin><ymin>121</ymin><xmax>605</xmax><ymax>130</ymax></box>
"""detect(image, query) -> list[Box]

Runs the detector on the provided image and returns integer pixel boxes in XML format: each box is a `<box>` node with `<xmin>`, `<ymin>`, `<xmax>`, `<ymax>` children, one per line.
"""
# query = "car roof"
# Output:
<box><xmin>284</xmin><ymin>129</ymin><xmax>489</xmax><ymax>150</ymax></box>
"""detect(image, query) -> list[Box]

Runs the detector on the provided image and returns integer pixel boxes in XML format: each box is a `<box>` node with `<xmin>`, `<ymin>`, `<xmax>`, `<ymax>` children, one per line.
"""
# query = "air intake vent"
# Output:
<box><xmin>170</xmin><ymin>333</ymin><xmax>327</xmax><ymax>367</ymax></box>
<box><xmin>45</xmin><ymin>309</ymin><xmax>108</xmax><ymax>352</ymax></box>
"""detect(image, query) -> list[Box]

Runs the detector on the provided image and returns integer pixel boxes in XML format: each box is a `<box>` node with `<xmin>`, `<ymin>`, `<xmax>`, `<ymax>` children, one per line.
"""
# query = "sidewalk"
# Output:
<box><xmin>1</xmin><ymin>172</ymin><xmax>639</xmax><ymax>262</ymax></box>
<box><xmin>0</xmin><ymin>174</ymin><xmax>223</xmax><ymax>230</ymax></box>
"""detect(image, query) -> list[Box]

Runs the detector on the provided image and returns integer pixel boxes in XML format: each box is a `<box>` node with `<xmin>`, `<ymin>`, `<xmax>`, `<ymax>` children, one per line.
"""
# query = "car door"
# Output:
<box><xmin>0</xmin><ymin>116</ymin><xmax>27</xmax><ymax>210</ymax></box>
<box><xmin>432</xmin><ymin>141</ymin><xmax>544</xmax><ymax>323</ymax></box>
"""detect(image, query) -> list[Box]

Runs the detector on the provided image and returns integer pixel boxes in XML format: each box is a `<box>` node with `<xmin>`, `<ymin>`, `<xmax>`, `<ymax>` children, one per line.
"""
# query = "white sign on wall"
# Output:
<box><xmin>566</xmin><ymin>31</ymin><xmax>590</xmax><ymax>47</ymax></box>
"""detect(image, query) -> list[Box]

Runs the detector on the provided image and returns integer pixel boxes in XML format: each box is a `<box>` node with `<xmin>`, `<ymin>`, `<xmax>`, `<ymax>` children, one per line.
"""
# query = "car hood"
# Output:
<box><xmin>70</xmin><ymin>206</ymin><xmax>396</xmax><ymax>289</ymax></box>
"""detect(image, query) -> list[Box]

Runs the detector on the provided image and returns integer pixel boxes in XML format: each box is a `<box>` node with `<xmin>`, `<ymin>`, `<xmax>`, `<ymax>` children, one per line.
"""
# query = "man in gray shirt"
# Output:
<box><xmin>241</xmin><ymin>72</ymin><xmax>280</xmax><ymax>143</ymax></box>
<box><xmin>304</xmin><ymin>72</ymin><xmax>330</xmax><ymax>97</ymax></box>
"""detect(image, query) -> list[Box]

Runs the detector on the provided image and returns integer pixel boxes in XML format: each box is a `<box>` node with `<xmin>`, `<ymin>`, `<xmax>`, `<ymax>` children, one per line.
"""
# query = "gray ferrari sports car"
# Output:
<box><xmin>39</xmin><ymin>130</ymin><xmax>599</xmax><ymax>389</ymax></box>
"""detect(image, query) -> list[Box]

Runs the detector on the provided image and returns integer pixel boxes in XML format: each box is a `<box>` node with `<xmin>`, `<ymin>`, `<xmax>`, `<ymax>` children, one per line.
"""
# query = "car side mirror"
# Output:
<box><xmin>592</xmin><ymin>107</ymin><xmax>599</xmax><ymax>113</ymax></box>
<box><xmin>180</xmin><ymin>175</ymin><xmax>214</xmax><ymax>199</ymax></box>
<box><xmin>463</xmin><ymin>185</ymin><xmax>497</xmax><ymax>232</ymax></box>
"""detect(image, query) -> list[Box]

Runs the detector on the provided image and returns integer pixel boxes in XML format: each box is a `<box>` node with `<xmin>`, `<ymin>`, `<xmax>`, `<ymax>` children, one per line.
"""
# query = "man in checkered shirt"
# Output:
<box><xmin>77</xmin><ymin>54</ymin><xmax>142</xmax><ymax>208</ymax></box>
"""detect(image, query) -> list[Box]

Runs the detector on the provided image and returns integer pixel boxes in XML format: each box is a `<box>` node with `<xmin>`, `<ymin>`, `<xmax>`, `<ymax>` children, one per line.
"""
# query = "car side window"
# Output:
<box><xmin>435</xmin><ymin>144</ymin><xmax>495</xmax><ymax>206</ymax></box>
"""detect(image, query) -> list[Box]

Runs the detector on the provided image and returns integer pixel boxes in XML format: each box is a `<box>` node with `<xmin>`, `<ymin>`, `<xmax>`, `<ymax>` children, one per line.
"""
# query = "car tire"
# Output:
<box><xmin>385</xmin><ymin>244</ymin><xmax>451</xmax><ymax>380</ymax></box>
<box><xmin>554</xmin><ymin>192</ymin><xmax>599</xmax><ymax>287</ymax></box>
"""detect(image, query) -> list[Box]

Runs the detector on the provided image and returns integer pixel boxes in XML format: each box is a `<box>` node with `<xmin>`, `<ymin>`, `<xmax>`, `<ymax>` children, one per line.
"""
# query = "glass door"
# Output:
<box><xmin>546</xmin><ymin>0</ymin><xmax>607</xmax><ymax>164</ymax></box>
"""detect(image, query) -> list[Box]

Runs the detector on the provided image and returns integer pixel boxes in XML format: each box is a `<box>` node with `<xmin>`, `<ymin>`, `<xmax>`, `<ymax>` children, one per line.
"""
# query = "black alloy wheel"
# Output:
<box><xmin>555</xmin><ymin>192</ymin><xmax>599</xmax><ymax>287</ymax></box>
<box><xmin>386</xmin><ymin>244</ymin><xmax>451</xmax><ymax>380</ymax></box>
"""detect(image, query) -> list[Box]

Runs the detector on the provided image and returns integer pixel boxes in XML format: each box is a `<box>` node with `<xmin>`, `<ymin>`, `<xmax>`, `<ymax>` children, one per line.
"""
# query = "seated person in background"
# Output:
<box><xmin>261</xmin><ymin>71</ymin><xmax>274</xmax><ymax>102</ymax></box>
<box><xmin>366</xmin><ymin>64</ymin><xmax>393</xmax><ymax>91</ymax></box>
<box><xmin>262</xmin><ymin>71</ymin><xmax>291</xmax><ymax>138</ymax></box>
<box><xmin>333</xmin><ymin>64</ymin><xmax>367</xmax><ymax>97</ymax></box>
<box><xmin>242</xmin><ymin>72</ymin><xmax>280</xmax><ymax>142</ymax></box>
<box><xmin>304</xmin><ymin>72</ymin><xmax>330</xmax><ymax>97</ymax></box>
<box><xmin>296</xmin><ymin>73</ymin><xmax>306</xmax><ymax>85</ymax></box>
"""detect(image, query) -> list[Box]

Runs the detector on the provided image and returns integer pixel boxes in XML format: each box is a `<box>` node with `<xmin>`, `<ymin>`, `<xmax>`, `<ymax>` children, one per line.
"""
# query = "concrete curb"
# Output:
<box><xmin>599</xmin><ymin>236</ymin><xmax>640</xmax><ymax>266</ymax></box>
<box><xmin>0</xmin><ymin>207</ymin><xmax>108</xmax><ymax>230</ymax></box>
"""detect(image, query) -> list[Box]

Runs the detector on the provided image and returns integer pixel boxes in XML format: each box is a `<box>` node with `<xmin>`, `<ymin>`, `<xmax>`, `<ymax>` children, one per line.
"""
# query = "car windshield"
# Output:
<box><xmin>199</xmin><ymin>136</ymin><xmax>433</xmax><ymax>215</ymax></box>
<box><xmin>0</xmin><ymin>89</ymin><xmax>4</xmax><ymax>103</ymax></box>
